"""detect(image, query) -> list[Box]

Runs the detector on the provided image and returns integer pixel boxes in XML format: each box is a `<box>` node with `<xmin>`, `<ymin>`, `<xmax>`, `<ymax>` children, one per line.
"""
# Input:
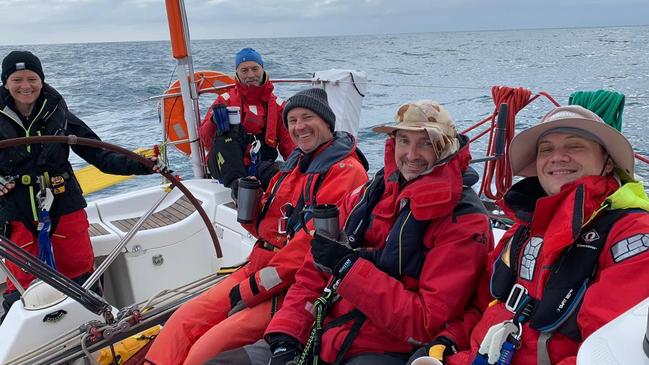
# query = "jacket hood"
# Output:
<box><xmin>379</xmin><ymin>133</ymin><xmax>471</xmax><ymax>220</ymax></box>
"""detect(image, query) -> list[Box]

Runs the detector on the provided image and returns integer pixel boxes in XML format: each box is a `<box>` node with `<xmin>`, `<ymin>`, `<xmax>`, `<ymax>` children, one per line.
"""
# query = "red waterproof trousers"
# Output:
<box><xmin>144</xmin><ymin>262</ymin><xmax>274</xmax><ymax>365</ymax></box>
<box><xmin>4</xmin><ymin>209</ymin><xmax>94</xmax><ymax>292</ymax></box>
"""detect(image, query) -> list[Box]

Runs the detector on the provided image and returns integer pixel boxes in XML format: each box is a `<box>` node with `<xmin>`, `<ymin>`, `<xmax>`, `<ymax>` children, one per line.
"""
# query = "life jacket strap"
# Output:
<box><xmin>537</xmin><ymin>332</ymin><xmax>552</xmax><ymax>365</ymax></box>
<box><xmin>16</xmin><ymin>172</ymin><xmax>71</xmax><ymax>189</ymax></box>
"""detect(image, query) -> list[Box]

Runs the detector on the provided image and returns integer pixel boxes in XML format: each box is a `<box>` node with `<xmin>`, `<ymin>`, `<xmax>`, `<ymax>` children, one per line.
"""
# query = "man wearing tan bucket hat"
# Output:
<box><xmin>205</xmin><ymin>100</ymin><xmax>493</xmax><ymax>365</ymax></box>
<box><xmin>410</xmin><ymin>105</ymin><xmax>649</xmax><ymax>365</ymax></box>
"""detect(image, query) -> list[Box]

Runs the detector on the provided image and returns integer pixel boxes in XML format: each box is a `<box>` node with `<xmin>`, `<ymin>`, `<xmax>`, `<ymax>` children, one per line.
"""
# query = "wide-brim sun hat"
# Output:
<box><xmin>372</xmin><ymin>100</ymin><xmax>459</xmax><ymax>161</ymax></box>
<box><xmin>509</xmin><ymin>105</ymin><xmax>635</xmax><ymax>177</ymax></box>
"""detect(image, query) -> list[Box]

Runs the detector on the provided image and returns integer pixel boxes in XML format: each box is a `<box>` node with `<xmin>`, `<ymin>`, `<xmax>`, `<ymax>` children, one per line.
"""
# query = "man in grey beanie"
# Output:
<box><xmin>145</xmin><ymin>87</ymin><xmax>368</xmax><ymax>364</ymax></box>
<box><xmin>283</xmin><ymin>88</ymin><xmax>336</xmax><ymax>133</ymax></box>
<box><xmin>283</xmin><ymin>88</ymin><xmax>337</xmax><ymax>153</ymax></box>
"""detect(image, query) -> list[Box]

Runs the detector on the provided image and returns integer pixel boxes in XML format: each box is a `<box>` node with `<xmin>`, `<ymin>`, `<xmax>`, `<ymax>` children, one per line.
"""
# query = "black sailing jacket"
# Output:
<box><xmin>0</xmin><ymin>83</ymin><xmax>150</xmax><ymax>229</ymax></box>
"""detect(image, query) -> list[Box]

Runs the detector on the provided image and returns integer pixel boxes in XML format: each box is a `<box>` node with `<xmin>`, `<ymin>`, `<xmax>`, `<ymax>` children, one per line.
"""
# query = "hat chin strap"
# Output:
<box><xmin>598</xmin><ymin>154</ymin><xmax>614</xmax><ymax>177</ymax></box>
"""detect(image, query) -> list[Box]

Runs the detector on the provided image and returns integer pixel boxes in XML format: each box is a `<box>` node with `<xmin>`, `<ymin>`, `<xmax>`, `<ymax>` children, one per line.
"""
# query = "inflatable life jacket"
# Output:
<box><xmin>161</xmin><ymin>70</ymin><xmax>234</xmax><ymax>155</ymax></box>
<box><xmin>307</xmin><ymin>168</ymin><xmax>486</xmax><ymax>365</ymax></box>
<box><xmin>345</xmin><ymin>167</ymin><xmax>486</xmax><ymax>278</ymax></box>
<box><xmin>490</xmin><ymin>208</ymin><xmax>643</xmax><ymax>341</ymax></box>
<box><xmin>343</xmin><ymin>168</ymin><xmax>428</xmax><ymax>277</ymax></box>
<box><xmin>222</xmin><ymin>75</ymin><xmax>283</xmax><ymax>154</ymax></box>
<box><xmin>256</xmin><ymin>132</ymin><xmax>366</xmax><ymax>239</ymax></box>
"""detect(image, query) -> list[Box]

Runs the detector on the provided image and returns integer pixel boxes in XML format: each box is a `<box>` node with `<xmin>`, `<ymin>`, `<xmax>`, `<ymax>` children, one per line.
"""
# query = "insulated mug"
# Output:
<box><xmin>237</xmin><ymin>177</ymin><xmax>260</xmax><ymax>223</ymax></box>
<box><xmin>227</xmin><ymin>106</ymin><xmax>241</xmax><ymax>125</ymax></box>
<box><xmin>312</xmin><ymin>204</ymin><xmax>340</xmax><ymax>239</ymax></box>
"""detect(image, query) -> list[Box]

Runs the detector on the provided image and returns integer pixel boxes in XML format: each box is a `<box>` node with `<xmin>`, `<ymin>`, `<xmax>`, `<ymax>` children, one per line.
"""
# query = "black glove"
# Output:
<box><xmin>211</xmin><ymin>104</ymin><xmax>230</xmax><ymax>136</ymax></box>
<box><xmin>227</xmin><ymin>284</ymin><xmax>246</xmax><ymax>316</ymax></box>
<box><xmin>311</xmin><ymin>231</ymin><xmax>358</xmax><ymax>278</ymax></box>
<box><xmin>266</xmin><ymin>333</ymin><xmax>301</xmax><ymax>365</ymax></box>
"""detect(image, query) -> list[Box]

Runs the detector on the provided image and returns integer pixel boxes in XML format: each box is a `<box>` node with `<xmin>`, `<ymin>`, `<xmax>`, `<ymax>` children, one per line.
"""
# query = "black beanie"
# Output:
<box><xmin>283</xmin><ymin>88</ymin><xmax>336</xmax><ymax>132</ymax></box>
<box><xmin>2</xmin><ymin>51</ymin><xmax>45</xmax><ymax>84</ymax></box>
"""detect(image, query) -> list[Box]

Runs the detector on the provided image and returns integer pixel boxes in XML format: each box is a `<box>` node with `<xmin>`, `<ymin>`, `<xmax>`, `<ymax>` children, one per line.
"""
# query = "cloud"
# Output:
<box><xmin>0</xmin><ymin>0</ymin><xmax>647</xmax><ymax>45</ymax></box>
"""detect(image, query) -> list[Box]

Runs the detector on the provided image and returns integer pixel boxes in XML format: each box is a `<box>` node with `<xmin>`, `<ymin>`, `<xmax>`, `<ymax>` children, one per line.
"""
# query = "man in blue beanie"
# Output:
<box><xmin>200</xmin><ymin>48</ymin><xmax>295</xmax><ymax>199</ymax></box>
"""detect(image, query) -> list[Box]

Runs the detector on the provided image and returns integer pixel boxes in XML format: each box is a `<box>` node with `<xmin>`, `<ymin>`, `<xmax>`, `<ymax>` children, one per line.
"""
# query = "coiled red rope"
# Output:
<box><xmin>463</xmin><ymin>86</ymin><xmax>561</xmax><ymax>200</ymax></box>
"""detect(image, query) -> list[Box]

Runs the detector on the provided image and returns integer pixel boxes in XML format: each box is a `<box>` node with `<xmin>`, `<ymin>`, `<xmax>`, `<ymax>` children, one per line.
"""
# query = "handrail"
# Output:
<box><xmin>146</xmin><ymin>77</ymin><xmax>327</xmax><ymax>101</ymax></box>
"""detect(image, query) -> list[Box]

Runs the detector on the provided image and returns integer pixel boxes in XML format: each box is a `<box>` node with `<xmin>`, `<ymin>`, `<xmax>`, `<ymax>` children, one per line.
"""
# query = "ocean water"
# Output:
<box><xmin>2</xmin><ymin>26</ymin><xmax>648</xmax><ymax>199</ymax></box>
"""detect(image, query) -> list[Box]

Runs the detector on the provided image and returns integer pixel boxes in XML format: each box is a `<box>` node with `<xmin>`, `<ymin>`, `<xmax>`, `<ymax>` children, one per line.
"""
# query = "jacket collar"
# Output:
<box><xmin>502</xmin><ymin>175</ymin><xmax>623</xmax><ymax>257</ymax></box>
<box><xmin>0</xmin><ymin>83</ymin><xmax>63</xmax><ymax>130</ymax></box>
<box><xmin>378</xmin><ymin>134</ymin><xmax>471</xmax><ymax>220</ymax></box>
<box><xmin>502</xmin><ymin>175</ymin><xmax>622</xmax><ymax>225</ymax></box>
<box><xmin>234</xmin><ymin>72</ymin><xmax>274</xmax><ymax>103</ymax></box>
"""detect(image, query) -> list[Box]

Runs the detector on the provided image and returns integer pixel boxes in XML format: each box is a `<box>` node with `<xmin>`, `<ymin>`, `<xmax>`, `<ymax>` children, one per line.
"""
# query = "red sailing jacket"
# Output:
<box><xmin>266</xmin><ymin>137</ymin><xmax>493</xmax><ymax>363</ymax></box>
<box><xmin>199</xmin><ymin>77</ymin><xmax>294</xmax><ymax>160</ymax></box>
<box><xmin>443</xmin><ymin>175</ymin><xmax>649</xmax><ymax>365</ymax></box>
<box><xmin>236</xmin><ymin>132</ymin><xmax>367</xmax><ymax>309</ymax></box>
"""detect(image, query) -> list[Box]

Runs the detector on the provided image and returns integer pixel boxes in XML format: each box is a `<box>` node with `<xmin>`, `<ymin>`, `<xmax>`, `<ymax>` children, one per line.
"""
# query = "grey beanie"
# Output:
<box><xmin>283</xmin><ymin>88</ymin><xmax>336</xmax><ymax>132</ymax></box>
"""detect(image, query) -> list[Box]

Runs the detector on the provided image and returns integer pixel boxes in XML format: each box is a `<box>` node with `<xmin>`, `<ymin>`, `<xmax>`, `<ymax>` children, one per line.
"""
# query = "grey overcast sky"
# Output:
<box><xmin>1</xmin><ymin>0</ymin><xmax>647</xmax><ymax>46</ymax></box>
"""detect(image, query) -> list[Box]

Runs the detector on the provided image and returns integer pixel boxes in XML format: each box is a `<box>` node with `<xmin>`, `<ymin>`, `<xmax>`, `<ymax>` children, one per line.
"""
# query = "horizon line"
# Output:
<box><xmin>1</xmin><ymin>23</ymin><xmax>647</xmax><ymax>47</ymax></box>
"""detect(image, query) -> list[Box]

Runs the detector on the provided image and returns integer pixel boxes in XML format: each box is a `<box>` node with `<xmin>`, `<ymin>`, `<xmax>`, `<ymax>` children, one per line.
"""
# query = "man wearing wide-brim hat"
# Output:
<box><xmin>416</xmin><ymin>105</ymin><xmax>649</xmax><ymax>365</ymax></box>
<box><xmin>232</xmin><ymin>100</ymin><xmax>493</xmax><ymax>365</ymax></box>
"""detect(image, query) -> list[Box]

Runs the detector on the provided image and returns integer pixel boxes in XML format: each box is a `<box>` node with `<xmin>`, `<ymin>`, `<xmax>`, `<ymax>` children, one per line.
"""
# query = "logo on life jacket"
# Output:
<box><xmin>582</xmin><ymin>229</ymin><xmax>600</xmax><ymax>243</ymax></box>
<box><xmin>556</xmin><ymin>289</ymin><xmax>574</xmax><ymax>313</ymax></box>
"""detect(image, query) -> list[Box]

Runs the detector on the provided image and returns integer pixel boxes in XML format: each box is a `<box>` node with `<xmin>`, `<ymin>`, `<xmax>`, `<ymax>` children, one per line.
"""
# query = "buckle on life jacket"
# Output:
<box><xmin>277</xmin><ymin>217</ymin><xmax>288</xmax><ymax>235</ymax></box>
<box><xmin>505</xmin><ymin>283</ymin><xmax>528</xmax><ymax>313</ymax></box>
<box><xmin>21</xmin><ymin>174</ymin><xmax>33</xmax><ymax>185</ymax></box>
<box><xmin>258</xmin><ymin>240</ymin><xmax>280</xmax><ymax>252</ymax></box>
<box><xmin>278</xmin><ymin>203</ymin><xmax>293</xmax><ymax>235</ymax></box>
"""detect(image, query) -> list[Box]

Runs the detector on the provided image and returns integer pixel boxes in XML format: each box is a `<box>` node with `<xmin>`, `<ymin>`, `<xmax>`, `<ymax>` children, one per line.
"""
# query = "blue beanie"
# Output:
<box><xmin>235</xmin><ymin>48</ymin><xmax>264</xmax><ymax>69</ymax></box>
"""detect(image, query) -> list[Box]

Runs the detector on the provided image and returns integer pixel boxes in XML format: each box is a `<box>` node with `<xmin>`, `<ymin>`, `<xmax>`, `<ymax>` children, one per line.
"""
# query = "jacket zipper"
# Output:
<box><xmin>1</xmin><ymin>99</ymin><xmax>51</xmax><ymax>221</ymax></box>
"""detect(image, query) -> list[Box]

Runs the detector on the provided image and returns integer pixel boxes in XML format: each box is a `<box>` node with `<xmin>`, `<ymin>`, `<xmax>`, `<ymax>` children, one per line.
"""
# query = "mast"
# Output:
<box><xmin>165</xmin><ymin>0</ymin><xmax>205</xmax><ymax>178</ymax></box>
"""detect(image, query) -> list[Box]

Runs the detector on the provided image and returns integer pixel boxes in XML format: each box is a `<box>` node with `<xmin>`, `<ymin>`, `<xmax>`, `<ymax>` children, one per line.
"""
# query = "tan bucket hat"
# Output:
<box><xmin>510</xmin><ymin>105</ymin><xmax>635</xmax><ymax>177</ymax></box>
<box><xmin>372</xmin><ymin>100</ymin><xmax>459</xmax><ymax>160</ymax></box>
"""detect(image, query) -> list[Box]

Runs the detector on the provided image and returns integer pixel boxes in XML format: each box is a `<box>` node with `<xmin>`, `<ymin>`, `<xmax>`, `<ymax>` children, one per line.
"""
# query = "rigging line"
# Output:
<box><xmin>326</xmin><ymin>79</ymin><xmax>649</xmax><ymax>100</ymax></box>
<box><xmin>68</xmin><ymin>79</ymin><xmax>649</xmax><ymax>120</ymax></box>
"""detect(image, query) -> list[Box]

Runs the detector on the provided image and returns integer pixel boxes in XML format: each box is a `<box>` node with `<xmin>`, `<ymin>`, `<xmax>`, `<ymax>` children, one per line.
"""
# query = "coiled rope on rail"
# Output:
<box><xmin>472</xmin><ymin>87</ymin><xmax>561</xmax><ymax>200</ymax></box>
<box><xmin>569</xmin><ymin>90</ymin><xmax>625</xmax><ymax>131</ymax></box>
